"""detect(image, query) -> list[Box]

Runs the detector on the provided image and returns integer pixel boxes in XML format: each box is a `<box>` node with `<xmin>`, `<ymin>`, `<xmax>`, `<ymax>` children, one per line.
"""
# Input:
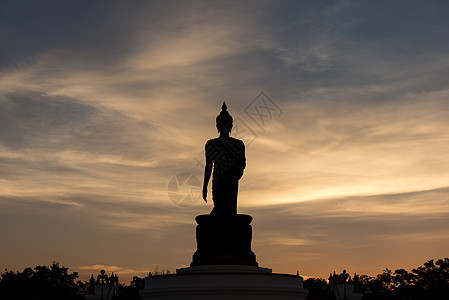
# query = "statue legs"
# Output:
<box><xmin>211</xmin><ymin>177</ymin><xmax>238</xmax><ymax>216</ymax></box>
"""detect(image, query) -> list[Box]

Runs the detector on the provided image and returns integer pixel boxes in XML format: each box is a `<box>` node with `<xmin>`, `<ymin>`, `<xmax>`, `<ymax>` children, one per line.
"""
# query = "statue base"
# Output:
<box><xmin>139</xmin><ymin>214</ymin><xmax>308</xmax><ymax>299</ymax></box>
<box><xmin>191</xmin><ymin>214</ymin><xmax>257</xmax><ymax>266</ymax></box>
<box><xmin>140</xmin><ymin>265</ymin><xmax>308</xmax><ymax>300</ymax></box>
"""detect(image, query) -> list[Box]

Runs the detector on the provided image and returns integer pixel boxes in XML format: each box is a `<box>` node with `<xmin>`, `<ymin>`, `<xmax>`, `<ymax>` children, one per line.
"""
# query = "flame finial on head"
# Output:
<box><xmin>222</xmin><ymin>101</ymin><xmax>227</xmax><ymax>111</ymax></box>
<box><xmin>216</xmin><ymin>101</ymin><xmax>233</xmax><ymax>133</ymax></box>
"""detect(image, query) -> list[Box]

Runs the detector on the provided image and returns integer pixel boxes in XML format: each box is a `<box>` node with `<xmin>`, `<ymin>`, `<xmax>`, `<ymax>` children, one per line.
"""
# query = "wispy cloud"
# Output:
<box><xmin>1</xmin><ymin>0</ymin><xmax>449</xmax><ymax>281</ymax></box>
<box><xmin>79</xmin><ymin>264</ymin><xmax>154</xmax><ymax>277</ymax></box>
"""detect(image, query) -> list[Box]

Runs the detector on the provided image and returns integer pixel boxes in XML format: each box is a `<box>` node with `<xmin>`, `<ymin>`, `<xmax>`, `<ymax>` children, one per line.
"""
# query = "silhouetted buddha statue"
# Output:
<box><xmin>191</xmin><ymin>102</ymin><xmax>256</xmax><ymax>266</ymax></box>
<box><xmin>202</xmin><ymin>102</ymin><xmax>246</xmax><ymax>216</ymax></box>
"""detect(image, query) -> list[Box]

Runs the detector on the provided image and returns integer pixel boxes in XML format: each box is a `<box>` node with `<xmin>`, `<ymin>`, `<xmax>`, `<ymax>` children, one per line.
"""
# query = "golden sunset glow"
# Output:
<box><xmin>1</xmin><ymin>1</ymin><xmax>449</xmax><ymax>283</ymax></box>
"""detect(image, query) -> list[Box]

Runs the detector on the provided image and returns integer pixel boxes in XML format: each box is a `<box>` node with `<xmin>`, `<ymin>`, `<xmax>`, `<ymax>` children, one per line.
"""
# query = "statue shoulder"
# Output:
<box><xmin>230</xmin><ymin>137</ymin><xmax>245</xmax><ymax>147</ymax></box>
<box><xmin>205</xmin><ymin>138</ymin><xmax>218</xmax><ymax>148</ymax></box>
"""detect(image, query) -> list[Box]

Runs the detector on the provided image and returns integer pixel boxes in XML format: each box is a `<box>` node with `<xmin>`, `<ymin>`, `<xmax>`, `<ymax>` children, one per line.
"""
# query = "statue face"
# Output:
<box><xmin>217</xmin><ymin>123</ymin><xmax>232</xmax><ymax>134</ymax></box>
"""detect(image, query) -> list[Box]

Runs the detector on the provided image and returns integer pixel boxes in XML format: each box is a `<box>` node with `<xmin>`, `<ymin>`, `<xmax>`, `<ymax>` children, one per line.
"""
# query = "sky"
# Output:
<box><xmin>1</xmin><ymin>0</ymin><xmax>449</xmax><ymax>283</ymax></box>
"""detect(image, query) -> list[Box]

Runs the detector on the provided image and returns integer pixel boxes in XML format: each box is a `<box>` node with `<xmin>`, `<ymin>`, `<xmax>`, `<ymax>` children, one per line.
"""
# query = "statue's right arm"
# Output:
<box><xmin>203</xmin><ymin>141</ymin><xmax>213</xmax><ymax>202</ymax></box>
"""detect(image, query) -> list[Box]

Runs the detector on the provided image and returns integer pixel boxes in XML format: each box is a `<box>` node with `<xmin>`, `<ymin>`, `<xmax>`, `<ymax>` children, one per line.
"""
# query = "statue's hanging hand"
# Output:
<box><xmin>202</xmin><ymin>186</ymin><xmax>208</xmax><ymax>203</ymax></box>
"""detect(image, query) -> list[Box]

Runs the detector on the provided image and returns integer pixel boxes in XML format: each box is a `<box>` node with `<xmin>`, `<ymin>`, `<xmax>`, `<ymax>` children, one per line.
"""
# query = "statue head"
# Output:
<box><xmin>216</xmin><ymin>102</ymin><xmax>233</xmax><ymax>134</ymax></box>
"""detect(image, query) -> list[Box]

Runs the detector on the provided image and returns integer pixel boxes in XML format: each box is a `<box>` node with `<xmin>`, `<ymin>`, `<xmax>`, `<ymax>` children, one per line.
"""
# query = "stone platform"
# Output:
<box><xmin>191</xmin><ymin>214</ymin><xmax>257</xmax><ymax>266</ymax></box>
<box><xmin>140</xmin><ymin>265</ymin><xmax>308</xmax><ymax>300</ymax></box>
<box><xmin>140</xmin><ymin>214</ymin><xmax>308</xmax><ymax>299</ymax></box>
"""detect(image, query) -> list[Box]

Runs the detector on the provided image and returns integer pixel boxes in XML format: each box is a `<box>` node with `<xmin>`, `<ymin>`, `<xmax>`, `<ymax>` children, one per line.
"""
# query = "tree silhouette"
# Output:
<box><xmin>2</xmin><ymin>259</ymin><xmax>448</xmax><ymax>299</ymax></box>
<box><xmin>347</xmin><ymin>258</ymin><xmax>449</xmax><ymax>299</ymax></box>
<box><xmin>0</xmin><ymin>262</ymin><xmax>82</xmax><ymax>300</ymax></box>
<box><xmin>411</xmin><ymin>258</ymin><xmax>449</xmax><ymax>298</ymax></box>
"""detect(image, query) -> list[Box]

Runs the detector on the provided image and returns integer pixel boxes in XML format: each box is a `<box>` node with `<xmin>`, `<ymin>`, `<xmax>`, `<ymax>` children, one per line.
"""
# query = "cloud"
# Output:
<box><xmin>0</xmin><ymin>193</ymin><xmax>199</xmax><ymax>282</ymax></box>
<box><xmin>251</xmin><ymin>187</ymin><xmax>449</xmax><ymax>276</ymax></box>
<box><xmin>79</xmin><ymin>264</ymin><xmax>154</xmax><ymax>277</ymax></box>
<box><xmin>0</xmin><ymin>91</ymin><xmax>156</xmax><ymax>154</ymax></box>
<box><xmin>235</xmin><ymin>86</ymin><xmax>449</xmax><ymax>205</ymax></box>
<box><xmin>2</xmin><ymin>0</ymin><xmax>449</xmax><ymax>282</ymax></box>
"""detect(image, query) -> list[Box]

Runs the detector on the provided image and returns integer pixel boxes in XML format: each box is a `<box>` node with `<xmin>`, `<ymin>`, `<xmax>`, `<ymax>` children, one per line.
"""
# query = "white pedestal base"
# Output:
<box><xmin>140</xmin><ymin>265</ymin><xmax>308</xmax><ymax>300</ymax></box>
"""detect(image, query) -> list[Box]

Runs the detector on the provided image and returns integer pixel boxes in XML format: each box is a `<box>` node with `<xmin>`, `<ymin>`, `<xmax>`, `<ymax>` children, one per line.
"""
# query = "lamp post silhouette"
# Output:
<box><xmin>97</xmin><ymin>269</ymin><xmax>108</xmax><ymax>300</ymax></box>
<box><xmin>341</xmin><ymin>270</ymin><xmax>349</xmax><ymax>300</ymax></box>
